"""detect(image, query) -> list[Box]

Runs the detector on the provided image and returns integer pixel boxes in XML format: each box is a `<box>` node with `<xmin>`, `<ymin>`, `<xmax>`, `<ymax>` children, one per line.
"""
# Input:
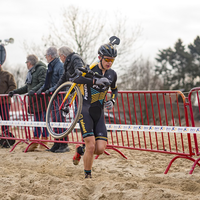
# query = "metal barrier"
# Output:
<box><xmin>104</xmin><ymin>90</ymin><xmax>198</xmax><ymax>174</ymax></box>
<box><xmin>0</xmin><ymin>94</ymin><xmax>29</xmax><ymax>148</ymax></box>
<box><xmin>1</xmin><ymin>90</ymin><xmax>200</xmax><ymax>174</ymax></box>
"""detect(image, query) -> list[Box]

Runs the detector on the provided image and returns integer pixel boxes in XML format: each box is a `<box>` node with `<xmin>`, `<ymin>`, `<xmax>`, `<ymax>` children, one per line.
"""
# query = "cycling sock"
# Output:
<box><xmin>84</xmin><ymin>170</ymin><xmax>92</xmax><ymax>178</ymax></box>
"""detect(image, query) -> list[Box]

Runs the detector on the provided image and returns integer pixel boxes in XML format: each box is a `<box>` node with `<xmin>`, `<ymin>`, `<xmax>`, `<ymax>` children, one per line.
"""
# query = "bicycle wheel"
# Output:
<box><xmin>46</xmin><ymin>82</ymin><xmax>82</xmax><ymax>139</ymax></box>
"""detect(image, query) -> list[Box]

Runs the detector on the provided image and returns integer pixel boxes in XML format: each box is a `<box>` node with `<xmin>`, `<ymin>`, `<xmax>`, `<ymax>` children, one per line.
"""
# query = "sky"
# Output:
<box><xmin>1</xmin><ymin>0</ymin><xmax>200</xmax><ymax>67</ymax></box>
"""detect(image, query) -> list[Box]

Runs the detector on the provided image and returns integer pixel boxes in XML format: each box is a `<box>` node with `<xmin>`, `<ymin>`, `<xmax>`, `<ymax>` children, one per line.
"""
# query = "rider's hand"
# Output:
<box><xmin>28</xmin><ymin>90</ymin><xmax>35</xmax><ymax>96</ymax></box>
<box><xmin>104</xmin><ymin>99</ymin><xmax>115</xmax><ymax>110</ymax></box>
<box><xmin>8</xmin><ymin>91</ymin><xmax>15</xmax><ymax>97</ymax></box>
<box><xmin>94</xmin><ymin>77</ymin><xmax>110</xmax><ymax>87</ymax></box>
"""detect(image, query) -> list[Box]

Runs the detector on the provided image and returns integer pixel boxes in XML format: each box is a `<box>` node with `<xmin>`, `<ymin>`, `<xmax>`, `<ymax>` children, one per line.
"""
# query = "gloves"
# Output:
<box><xmin>28</xmin><ymin>90</ymin><xmax>35</xmax><ymax>96</ymax></box>
<box><xmin>44</xmin><ymin>90</ymin><xmax>51</xmax><ymax>96</ymax></box>
<box><xmin>94</xmin><ymin>77</ymin><xmax>110</xmax><ymax>87</ymax></box>
<box><xmin>104</xmin><ymin>99</ymin><xmax>115</xmax><ymax>110</ymax></box>
<box><xmin>8</xmin><ymin>91</ymin><xmax>15</xmax><ymax>97</ymax></box>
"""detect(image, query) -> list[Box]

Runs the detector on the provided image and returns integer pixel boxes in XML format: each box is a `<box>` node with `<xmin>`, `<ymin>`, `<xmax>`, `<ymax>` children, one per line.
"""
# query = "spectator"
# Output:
<box><xmin>0</xmin><ymin>63</ymin><xmax>17</xmax><ymax>135</ymax></box>
<box><xmin>9</xmin><ymin>54</ymin><xmax>47</xmax><ymax>152</ymax></box>
<box><xmin>37</xmin><ymin>46</ymin><xmax>70</xmax><ymax>153</ymax></box>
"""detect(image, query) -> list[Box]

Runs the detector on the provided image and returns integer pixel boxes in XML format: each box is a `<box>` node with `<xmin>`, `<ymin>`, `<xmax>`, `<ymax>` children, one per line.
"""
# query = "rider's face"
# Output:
<box><xmin>99</xmin><ymin>56</ymin><xmax>115</xmax><ymax>70</ymax></box>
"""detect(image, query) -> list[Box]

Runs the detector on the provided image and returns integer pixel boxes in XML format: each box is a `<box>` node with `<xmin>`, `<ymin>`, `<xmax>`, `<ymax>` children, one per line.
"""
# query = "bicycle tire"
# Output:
<box><xmin>46</xmin><ymin>82</ymin><xmax>82</xmax><ymax>139</ymax></box>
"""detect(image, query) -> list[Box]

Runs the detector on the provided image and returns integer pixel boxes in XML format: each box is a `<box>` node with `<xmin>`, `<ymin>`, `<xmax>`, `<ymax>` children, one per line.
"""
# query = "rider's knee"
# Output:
<box><xmin>86</xmin><ymin>143</ymin><xmax>95</xmax><ymax>154</ymax></box>
<box><xmin>95</xmin><ymin>147</ymin><xmax>105</xmax><ymax>155</ymax></box>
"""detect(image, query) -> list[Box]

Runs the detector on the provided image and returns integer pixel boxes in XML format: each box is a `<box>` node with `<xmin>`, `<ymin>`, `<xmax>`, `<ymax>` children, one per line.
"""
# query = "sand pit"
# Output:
<box><xmin>0</xmin><ymin>142</ymin><xmax>200</xmax><ymax>200</ymax></box>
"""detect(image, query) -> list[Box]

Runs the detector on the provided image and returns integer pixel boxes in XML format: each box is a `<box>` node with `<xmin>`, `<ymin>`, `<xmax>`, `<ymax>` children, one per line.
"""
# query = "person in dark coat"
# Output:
<box><xmin>9</xmin><ymin>54</ymin><xmax>48</xmax><ymax>151</ymax></box>
<box><xmin>0</xmin><ymin>63</ymin><xmax>17</xmax><ymax>134</ymax></box>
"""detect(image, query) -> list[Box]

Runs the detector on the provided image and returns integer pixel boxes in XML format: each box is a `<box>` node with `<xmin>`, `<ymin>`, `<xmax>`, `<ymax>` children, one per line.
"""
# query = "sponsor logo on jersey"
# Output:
<box><xmin>84</xmin><ymin>84</ymin><xmax>88</xmax><ymax>100</ymax></box>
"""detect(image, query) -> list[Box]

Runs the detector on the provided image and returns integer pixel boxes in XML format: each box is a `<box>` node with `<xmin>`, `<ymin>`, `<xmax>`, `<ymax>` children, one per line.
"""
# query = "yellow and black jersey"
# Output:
<box><xmin>74</xmin><ymin>64</ymin><xmax>118</xmax><ymax>108</ymax></box>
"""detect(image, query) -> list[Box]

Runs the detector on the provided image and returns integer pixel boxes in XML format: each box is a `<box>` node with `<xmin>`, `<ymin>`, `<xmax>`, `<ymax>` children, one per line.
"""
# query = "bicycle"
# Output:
<box><xmin>46</xmin><ymin>36</ymin><xmax>120</xmax><ymax>139</ymax></box>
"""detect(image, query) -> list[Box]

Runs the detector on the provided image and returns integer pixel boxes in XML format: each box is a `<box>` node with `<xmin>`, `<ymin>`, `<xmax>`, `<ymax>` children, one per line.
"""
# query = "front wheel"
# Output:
<box><xmin>46</xmin><ymin>82</ymin><xmax>82</xmax><ymax>139</ymax></box>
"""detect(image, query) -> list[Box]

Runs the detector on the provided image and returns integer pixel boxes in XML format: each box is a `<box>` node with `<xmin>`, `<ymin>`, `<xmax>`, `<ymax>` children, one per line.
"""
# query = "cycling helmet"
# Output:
<box><xmin>98</xmin><ymin>43</ymin><xmax>117</xmax><ymax>58</ymax></box>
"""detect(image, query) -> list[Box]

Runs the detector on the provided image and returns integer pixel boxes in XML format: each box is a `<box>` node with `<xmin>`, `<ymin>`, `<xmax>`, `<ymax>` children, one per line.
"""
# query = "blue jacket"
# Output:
<box><xmin>42</xmin><ymin>58</ymin><xmax>64</xmax><ymax>92</ymax></box>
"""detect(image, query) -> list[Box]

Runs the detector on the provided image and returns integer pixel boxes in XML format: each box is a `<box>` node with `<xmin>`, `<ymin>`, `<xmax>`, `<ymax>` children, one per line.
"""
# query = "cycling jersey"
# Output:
<box><xmin>74</xmin><ymin>64</ymin><xmax>118</xmax><ymax>140</ymax></box>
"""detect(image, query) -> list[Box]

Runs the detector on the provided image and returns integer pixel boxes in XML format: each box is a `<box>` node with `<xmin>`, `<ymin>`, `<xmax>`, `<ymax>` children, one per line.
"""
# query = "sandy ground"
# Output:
<box><xmin>1</xmin><ymin>142</ymin><xmax>200</xmax><ymax>200</ymax></box>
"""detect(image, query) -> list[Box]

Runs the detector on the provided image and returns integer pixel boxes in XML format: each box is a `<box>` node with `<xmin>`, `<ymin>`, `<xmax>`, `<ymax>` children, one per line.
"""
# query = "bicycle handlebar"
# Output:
<box><xmin>66</xmin><ymin>65</ymin><xmax>110</xmax><ymax>87</ymax></box>
<box><xmin>78</xmin><ymin>66</ymin><xmax>104</xmax><ymax>78</ymax></box>
<box><xmin>66</xmin><ymin>66</ymin><xmax>103</xmax><ymax>79</ymax></box>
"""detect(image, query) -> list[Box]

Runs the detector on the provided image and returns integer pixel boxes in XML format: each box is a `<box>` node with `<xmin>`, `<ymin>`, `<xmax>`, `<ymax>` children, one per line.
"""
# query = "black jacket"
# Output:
<box><xmin>55</xmin><ymin>53</ymin><xmax>85</xmax><ymax>89</ymax></box>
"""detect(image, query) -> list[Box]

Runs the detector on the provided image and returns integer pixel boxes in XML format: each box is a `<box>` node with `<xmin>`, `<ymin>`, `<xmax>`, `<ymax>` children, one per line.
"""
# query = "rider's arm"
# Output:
<box><xmin>72</xmin><ymin>60</ymin><xmax>94</xmax><ymax>85</ymax></box>
<box><xmin>110</xmin><ymin>87</ymin><xmax>118</xmax><ymax>102</ymax></box>
<box><xmin>73</xmin><ymin>75</ymin><xmax>93</xmax><ymax>86</ymax></box>
<box><xmin>110</xmin><ymin>71</ymin><xmax>118</xmax><ymax>102</ymax></box>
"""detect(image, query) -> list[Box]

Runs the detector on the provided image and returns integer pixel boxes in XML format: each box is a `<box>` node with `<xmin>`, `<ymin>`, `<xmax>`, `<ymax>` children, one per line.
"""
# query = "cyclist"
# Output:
<box><xmin>72</xmin><ymin>41</ymin><xmax>118</xmax><ymax>178</ymax></box>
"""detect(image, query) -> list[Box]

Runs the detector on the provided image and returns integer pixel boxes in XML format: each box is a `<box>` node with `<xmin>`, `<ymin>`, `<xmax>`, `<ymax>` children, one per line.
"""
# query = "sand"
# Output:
<box><xmin>0</xmin><ymin>143</ymin><xmax>200</xmax><ymax>200</ymax></box>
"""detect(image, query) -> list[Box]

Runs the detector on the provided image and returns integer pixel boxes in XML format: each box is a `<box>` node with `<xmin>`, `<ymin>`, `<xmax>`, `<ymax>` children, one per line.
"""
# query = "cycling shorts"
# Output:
<box><xmin>79</xmin><ymin>105</ymin><xmax>107</xmax><ymax>141</ymax></box>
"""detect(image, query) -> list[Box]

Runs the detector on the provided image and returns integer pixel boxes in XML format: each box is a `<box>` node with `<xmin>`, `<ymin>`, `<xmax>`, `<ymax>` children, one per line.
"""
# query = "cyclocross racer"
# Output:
<box><xmin>72</xmin><ymin>39</ymin><xmax>119</xmax><ymax>178</ymax></box>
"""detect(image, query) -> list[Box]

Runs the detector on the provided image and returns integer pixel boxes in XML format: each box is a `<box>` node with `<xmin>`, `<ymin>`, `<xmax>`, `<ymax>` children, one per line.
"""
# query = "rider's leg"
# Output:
<box><xmin>94</xmin><ymin>139</ymin><xmax>107</xmax><ymax>155</ymax></box>
<box><xmin>93</xmin><ymin>111</ymin><xmax>107</xmax><ymax>155</ymax></box>
<box><xmin>83</xmin><ymin>136</ymin><xmax>96</xmax><ymax>171</ymax></box>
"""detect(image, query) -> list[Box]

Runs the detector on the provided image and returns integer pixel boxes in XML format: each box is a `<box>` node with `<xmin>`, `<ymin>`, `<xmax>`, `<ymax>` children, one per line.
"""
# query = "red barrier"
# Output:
<box><xmin>104</xmin><ymin>91</ymin><xmax>199</xmax><ymax>173</ymax></box>
<box><xmin>0</xmin><ymin>94</ymin><xmax>29</xmax><ymax>148</ymax></box>
<box><xmin>105</xmin><ymin>91</ymin><xmax>193</xmax><ymax>154</ymax></box>
<box><xmin>22</xmin><ymin>93</ymin><xmax>71</xmax><ymax>152</ymax></box>
<box><xmin>113</xmin><ymin>90</ymin><xmax>200</xmax><ymax>174</ymax></box>
<box><xmin>1</xmin><ymin>89</ymin><xmax>200</xmax><ymax>174</ymax></box>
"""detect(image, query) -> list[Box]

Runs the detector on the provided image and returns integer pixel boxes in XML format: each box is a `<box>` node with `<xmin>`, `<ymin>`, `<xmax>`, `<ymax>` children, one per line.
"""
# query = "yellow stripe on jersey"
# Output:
<box><xmin>99</xmin><ymin>90</ymin><xmax>107</xmax><ymax>100</ymax></box>
<box><xmin>91</xmin><ymin>90</ymin><xmax>108</xmax><ymax>104</ymax></box>
<box><xmin>91</xmin><ymin>93</ymin><xmax>100</xmax><ymax>103</ymax></box>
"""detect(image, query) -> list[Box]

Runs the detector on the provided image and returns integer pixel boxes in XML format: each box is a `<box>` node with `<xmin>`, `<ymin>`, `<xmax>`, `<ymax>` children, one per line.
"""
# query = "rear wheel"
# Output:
<box><xmin>46</xmin><ymin>82</ymin><xmax>82</xmax><ymax>139</ymax></box>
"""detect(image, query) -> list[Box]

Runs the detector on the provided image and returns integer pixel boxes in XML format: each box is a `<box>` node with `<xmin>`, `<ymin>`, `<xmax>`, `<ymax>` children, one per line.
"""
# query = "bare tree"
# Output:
<box><xmin>106</xmin><ymin>13</ymin><xmax>142</xmax><ymax>72</ymax></box>
<box><xmin>23</xmin><ymin>6</ymin><xmax>150</xmax><ymax>91</ymax></box>
<box><xmin>118</xmin><ymin>57</ymin><xmax>162</xmax><ymax>90</ymax></box>
<box><xmin>60</xmin><ymin>6</ymin><xmax>105</xmax><ymax>63</ymax></box>
<box><xmin>23</xmin><ymin>6</ymin><xmax>142</xmax><ymax>66</ymax></box>
<box><xmin>23</xmin><ymin>6</ymin><xmax>106</xmax><ymax>64</ymax></box>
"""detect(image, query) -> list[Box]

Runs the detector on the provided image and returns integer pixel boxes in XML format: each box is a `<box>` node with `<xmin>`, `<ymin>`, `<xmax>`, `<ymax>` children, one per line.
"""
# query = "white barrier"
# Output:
<box><xmin>1</xmin><ymin>120</ymin><xmax>200</xmax><ymax>133</ymax></box>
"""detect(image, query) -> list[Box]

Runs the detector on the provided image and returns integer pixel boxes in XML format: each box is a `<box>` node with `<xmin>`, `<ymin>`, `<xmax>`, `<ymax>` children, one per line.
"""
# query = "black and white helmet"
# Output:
<box><xmin>98</xmin><ymin>43</ymin><xmax>117</xmax><ymax>58</ymax></box>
